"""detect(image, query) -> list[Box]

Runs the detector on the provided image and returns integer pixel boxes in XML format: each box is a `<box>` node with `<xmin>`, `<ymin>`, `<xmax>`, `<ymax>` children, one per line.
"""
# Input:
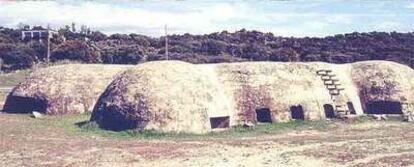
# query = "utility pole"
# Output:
<box><xmin>21</xmin><ymin>25</ymin><xmax>56</xmax><ymax>64</ymax></box>
<box><xmin>47</xmin><ymin>28</ymin><xmax>51</xmax><ymax>64</ymax></box>
<box><xmin>264</xmin><ymin>28</ymin><xmax>270</xmax><ymax>61</ymax></box>
<box><xmin>265</xmin><ymin>35</ymin><xmax>269</xmax><ymax>61</ymax></box>
<box><xmin>0</xmin><ymin>58</ymin><xmax>3</xmax><ymax>74</ymax></box>
<box><xmin>165</xmin><ymin>24</ymin><xmax>169</xmax><ymax>60</ymax></box>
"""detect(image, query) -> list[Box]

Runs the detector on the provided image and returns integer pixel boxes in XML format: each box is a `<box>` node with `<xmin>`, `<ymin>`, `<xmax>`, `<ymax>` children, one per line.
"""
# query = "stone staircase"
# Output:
<box><xmin>316</xmin><ymin>69</ymin><xmax>348</xmax><ymax>117</ymax></box>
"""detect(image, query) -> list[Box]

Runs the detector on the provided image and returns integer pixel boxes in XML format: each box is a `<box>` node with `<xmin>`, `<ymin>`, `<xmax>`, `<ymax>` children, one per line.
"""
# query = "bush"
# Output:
<box><xmin>0</xmin><ymin>43</ymin><xmax>36</xmax><ymax>71</ymax></box>
<box><xmin>101</xmin><ymin>45</ymin><xmax>144</xmax><ymax>64</ymax></box>
<box><xmin>51</xmin><ymin>40</ymin><xmax>100</xmax><ymax>63</ymax></box>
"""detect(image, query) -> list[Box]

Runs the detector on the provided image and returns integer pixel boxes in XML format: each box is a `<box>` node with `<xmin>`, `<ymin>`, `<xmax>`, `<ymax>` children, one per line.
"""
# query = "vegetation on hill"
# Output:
<box><xmin>0</xmin><ymin>24</ymin><xmax>413</xmax><ymax>72</ymax></box>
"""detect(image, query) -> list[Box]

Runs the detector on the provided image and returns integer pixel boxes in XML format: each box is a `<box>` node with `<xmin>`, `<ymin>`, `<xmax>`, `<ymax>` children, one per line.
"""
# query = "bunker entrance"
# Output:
<box><xmin>323</xmin><ymin>104</ymin><xmax>335</xmax><ymax>118</ymax></box>
<box><xmin>256</xmin><ymin>108</ymin><xmax>272</xmax><ymax>123</ymax></box>
<box><xmin>3</xmin><ymin>96</ymin><xmax>47</xmax><ymax>113</ymax></box>
<box><xmin>210</xmin><ymin>116</ymin><xmax>230</xmax><ymax>129</ymax></box>
<box><xmin>290</xmin><ymin>105</ymin><xmax>304</xmax><ymax>120</ymax></box>
<box><xmin>347</xmin><ymin>102</ymin><xmax>356</xmax><ymax>115</ymax></box>
<box><xmin>365</xmin><ymin>101</ymin><xmax>402</xmax><ymax>114</ymax></box>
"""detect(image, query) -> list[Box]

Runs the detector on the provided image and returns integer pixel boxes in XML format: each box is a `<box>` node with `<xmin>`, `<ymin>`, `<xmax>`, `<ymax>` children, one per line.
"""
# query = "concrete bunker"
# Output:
<box><xmin>323</xmin><ymin>104</ymin><xmax>335</xmax><ymax>118</ymax></box>
<box><xmin>3</xmin><ymin>64</ymin><xmax>131</xmax><ymax>115</ymax></box>
<box><xmin>210</xmin><ymin>116</ymin><xmax>230</xmax><ymax>129</ymax></box>
<box><xmin>89</xmin><ymin>60</ymin><xmax>414</xmax><ymax>133</ymax></box>
<box><xmin>3</xmin><ymin>95</ymin><xmax>47</xmax><ymax>113</ymax></box>
<box><xmin>255</xmin><ymin>108</ymin><xmax>272</xmax><ymax>123</ymax></box>
<box><xmin>290</xmin><ymin>105</ymin><xmax>305</xmax><ymax>120</ymax></box>
<box><xmin>365</xmin><ymin>101</ymin><xmax>403</xmax><ymax>114</ymax></box>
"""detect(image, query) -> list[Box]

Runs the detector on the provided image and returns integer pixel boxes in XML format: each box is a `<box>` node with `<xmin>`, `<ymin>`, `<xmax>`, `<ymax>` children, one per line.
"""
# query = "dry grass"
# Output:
<box><xmin>0</xmin><ymin>69</ymin><xmax>31</xmax><ymax>107</ymax></box>
<box><xmin>1</xmin><ymin>113</ymin><xmax>413</xmax><ymax>167</ymax></box>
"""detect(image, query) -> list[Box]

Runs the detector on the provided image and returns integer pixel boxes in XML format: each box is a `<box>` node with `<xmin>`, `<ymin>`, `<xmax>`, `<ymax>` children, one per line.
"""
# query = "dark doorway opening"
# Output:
<box><xmin>3</xmin><ymin>95</ymin><xmax>47</xmax><ymax>113</ymax></box>
<box><xmin>210</xmin><ymin>116</ymin><xmax>230</xmax><ymax>129</ymax></box>
<box><xmin>290</xmin><ymin>105</ymin><xmax>305</xmax><ymax>120</ymax></box>
<box><xmin>365</xmin><ymin>101</ymin><xmax>402</xmax><ymax>114</ymax></box>
<box><xmin>347</xmin><ymin>102</ymin><xmax>356</xmax><ymax>115</ymax></box>
<box><xmin>256</xmin><ymin>108</ymin><xmax>272</xmax><ymax>123</ymax></box>
<box><xmin>323</xmin><ymin>104</ymin><xmax>335</xmax><ymax>118</ymax></box>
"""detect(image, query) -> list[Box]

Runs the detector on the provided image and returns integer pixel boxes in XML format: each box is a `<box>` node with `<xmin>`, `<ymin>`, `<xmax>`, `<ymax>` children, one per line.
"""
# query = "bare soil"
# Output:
<box><xmin>1</xmin><ymin>113</ymin><xmax>413</xmax><ymax>167</ymax></box>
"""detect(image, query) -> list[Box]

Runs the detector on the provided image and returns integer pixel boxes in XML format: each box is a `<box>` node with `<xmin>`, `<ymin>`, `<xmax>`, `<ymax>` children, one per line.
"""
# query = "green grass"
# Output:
<box><xmin>24</xmin><ymin>113</ymin><xmax>403</xmax><ymax>141</ymax></box>
<box><xmin>74</xmin><ymin>116</ymin><xmax>333</xmax><ymax>140</ymax></box>
<box><xmin>0</xmin><ymin>69</ymin><xmax>31</xmax><ymax>87</ymax></box>
<box><xmin>26</xmin><ymin>113</ymin><xmax>334</xmax><ymax>140</ymax></box>
<box><xmin>0</xmin><ymin>69</ymin><xmax>31</xmax><ymax>103</ymax></box>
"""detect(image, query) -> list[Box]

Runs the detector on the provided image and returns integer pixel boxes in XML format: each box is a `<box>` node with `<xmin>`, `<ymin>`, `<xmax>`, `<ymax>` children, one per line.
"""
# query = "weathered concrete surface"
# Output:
<box><xmin>3</xmin><ymin>64</ymin><xmax>131</xmax><ymax>115</ymax></box>
<box><xmin>91</xmin><ymin>60</ymin><xmax>414</xmax><ymax>133</ymax></box>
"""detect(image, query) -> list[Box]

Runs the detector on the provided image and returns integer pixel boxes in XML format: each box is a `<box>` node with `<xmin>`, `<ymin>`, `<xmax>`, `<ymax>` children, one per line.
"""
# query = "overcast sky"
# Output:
<box><xmin>0</xmin><ymin>0</ymin><xmax>413</xmax><ymax>37</ymax></box>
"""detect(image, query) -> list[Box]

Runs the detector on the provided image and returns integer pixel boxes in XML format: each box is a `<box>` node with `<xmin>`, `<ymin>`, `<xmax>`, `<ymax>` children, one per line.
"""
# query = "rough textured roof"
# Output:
<box><xmin>3</xmin><ymin>64</ymin><xmax>132</xmax><ymax>115</ymax></box>
<box><xmin>91</xmin><ymin>60</ymin><xmax>414</xmax><ymax>133</ymax></box>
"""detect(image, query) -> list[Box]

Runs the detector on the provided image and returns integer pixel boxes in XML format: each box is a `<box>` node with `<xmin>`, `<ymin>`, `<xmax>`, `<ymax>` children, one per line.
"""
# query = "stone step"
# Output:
<box><xmin>324</xmin><ymin>80</ymin><xmax>334</xmax><ymax>85</ymax></box>
<box><xmin>316</xmin><ymin>70</ymin><xmax>328</xmax><ymax>75</ymax></box>
<box><xmin>336</xmin><ymin>109</ymin><xmax>348</xmax><ymax>113</ymax></box>
<box><xmin>329</xmin><ymin>90</ymin><xmax>340</xmax><ymax>95</ymax></box>
<box><xmin>336</xmin><ymin>87</ymin><xmax>345</xmax><ymax>91</ymax></box>
<box><xmin>321</xmin><ymin>76</ymin><xmax>331</xmax><ymax>80</ymax></box>
<box><xmin>336</xmin><ymin>105</ymin><xmax>347</xmax><ymax>109</ymax></box>
<box><xmin>327</xmin><ymin>73</ymin><xmax>336</xmax><ymax>77</ymax></box>
<box><xmin>326</xmin><ymin>85</ymin><xmax>337</xmax><ymax>90</ymax></box>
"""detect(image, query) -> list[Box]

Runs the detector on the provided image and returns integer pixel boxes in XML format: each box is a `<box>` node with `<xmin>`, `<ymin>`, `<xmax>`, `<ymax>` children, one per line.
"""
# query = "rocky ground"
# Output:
<box><xmin>1</xmin><ymin>113</ymin><xmax>413</xmax><ymax>167</ymax></box>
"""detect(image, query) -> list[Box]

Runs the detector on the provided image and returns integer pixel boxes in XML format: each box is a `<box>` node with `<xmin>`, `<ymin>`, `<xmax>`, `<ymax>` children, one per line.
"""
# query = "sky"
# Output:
<box><xmin>0</xmin><ymin>0</ymin><xmax>413</xmax><ymax>37</ymax></box>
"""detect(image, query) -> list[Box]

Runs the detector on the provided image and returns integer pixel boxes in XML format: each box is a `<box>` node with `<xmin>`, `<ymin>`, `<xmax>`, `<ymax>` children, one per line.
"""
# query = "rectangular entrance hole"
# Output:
<box><xmin>256</xmin><ymin>108</ymin><xmax>272</xmax><ymax>123</ymax></box>
<box><xmin>323</xmin><ymin>104</ymin><xmax>336</xmax><ymax>118</ymax></box>
<box><xmin>290</xmin><ymin>105</ymin><xmax>305</xmax><ymax>120</ymax></box>
<box><xmin>210</xmin><ymin>116</ymin><xmax>230</xmax><ymax>129</ymax></box>
<box><xmin>366</xmin><ymin>101</ymin><xmax>402</xmax><ymax>114</ymax></box>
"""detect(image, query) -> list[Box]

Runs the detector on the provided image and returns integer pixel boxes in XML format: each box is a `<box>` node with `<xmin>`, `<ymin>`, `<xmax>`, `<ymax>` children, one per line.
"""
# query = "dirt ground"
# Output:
<box><xmin>0</xmin><ymin>113</ymin><xmax>414</xmax><ymax>167</ymax></box>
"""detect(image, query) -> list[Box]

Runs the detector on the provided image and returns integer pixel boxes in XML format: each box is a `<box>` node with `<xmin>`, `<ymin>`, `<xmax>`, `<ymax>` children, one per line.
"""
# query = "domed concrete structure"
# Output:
<box><xmin>3</xmin><ymin>64</ymin><xmax>131</xmax><ymax>115</ymax></box>
<box><xmin>91</xmin><ymin>60</ymin><xmax>414</xmax><ymax>134</ymax></box>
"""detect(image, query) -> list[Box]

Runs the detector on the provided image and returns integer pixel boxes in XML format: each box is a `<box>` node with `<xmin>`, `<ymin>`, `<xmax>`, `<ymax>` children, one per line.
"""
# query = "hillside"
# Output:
<box><xmin>0</xmin><ymin>25</ymin><xmax>414</xmax><ymax>72</ymax></box>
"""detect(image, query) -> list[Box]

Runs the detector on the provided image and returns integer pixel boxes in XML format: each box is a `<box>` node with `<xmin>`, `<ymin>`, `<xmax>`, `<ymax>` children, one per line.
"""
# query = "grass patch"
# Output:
<box><xmin>25</xmin><ymin>113</ymin><xmax>403</xmax><ymax>141</ymax></box>
<box><xmin>77</xmin><ymin>120</ymin><xmax>194</xmax><ymax>140</ymax></box>
<box><xmin>353</xmin><ymin>115</ymin><xmax>375</xmax><ymax>123</ymax></box>
<box><xmin>17</xmin><ymin>112</ymin><xmax>406</xmax><ymax>141</ymax></box>
<box><xmin>351</xmin><ymin>115</ymin><xmax>404</xmax><ymax>123</ymax></box>
<box><xmin>75</xmin><ymin>119</ymin><xmax>333</xmax><ymax>140</ymax></box>
<box><xmin>211</xmin><ymin>120</ymin><xmax>332</xmax><ymax>137</ymax></box>
<box><xmin>0</xmin><ymin>69</ymin><xmax>31</xmax><ymax>87</ymax></box>
<box><xmin>0</xmin><ymin>69</ymin><xmax>31</xmax><ymax>103</ymax></box>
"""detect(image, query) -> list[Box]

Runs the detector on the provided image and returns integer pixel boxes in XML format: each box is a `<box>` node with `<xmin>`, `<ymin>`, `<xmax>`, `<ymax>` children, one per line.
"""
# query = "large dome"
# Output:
<box><xmin>90</xmin><ymin>60</ymin><xmax>414</xmax><ymax>133</ymax></box>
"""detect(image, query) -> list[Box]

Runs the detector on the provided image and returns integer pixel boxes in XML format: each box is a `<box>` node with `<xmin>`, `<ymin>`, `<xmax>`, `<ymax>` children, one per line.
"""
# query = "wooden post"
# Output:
<box><xmin>47</xmin><ymin>30</ymin><xmax>51</xmax><ymax>64</ymax></box>
<box><xmin>0</xmin><ymin>58</ymin><xmax>3</xmax><ymax>74</ymax></box>
<box><xmin>165</xmin><ymin>24</ymin><xmax>168</xmax><ymax>60</ymax></box>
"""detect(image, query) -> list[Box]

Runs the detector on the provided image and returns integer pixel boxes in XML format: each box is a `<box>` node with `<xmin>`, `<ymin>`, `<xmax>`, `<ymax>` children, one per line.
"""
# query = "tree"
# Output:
<box><xmin>101</xmin><ymin>45</ymin><xmax>144</xmax><ymax>64</ymax></box>
<box><xmin>51</xmin><ymin>40</ymin><xmax>100</xmax><ymax>63</ymax></box>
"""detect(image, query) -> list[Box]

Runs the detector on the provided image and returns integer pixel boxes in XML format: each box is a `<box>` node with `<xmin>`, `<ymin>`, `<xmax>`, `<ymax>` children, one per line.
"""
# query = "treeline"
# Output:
<box><xmin>1</xmin><ymin>24</ymin><xmax>414</xmax><ymax>72</ymax></box>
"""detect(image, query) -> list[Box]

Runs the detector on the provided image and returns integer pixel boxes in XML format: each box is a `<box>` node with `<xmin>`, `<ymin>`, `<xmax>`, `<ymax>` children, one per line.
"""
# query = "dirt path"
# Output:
<box><xmin>1</xmin><ymin>113</ymin><xmax>414</xmax><ymax>167</ymax></box>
